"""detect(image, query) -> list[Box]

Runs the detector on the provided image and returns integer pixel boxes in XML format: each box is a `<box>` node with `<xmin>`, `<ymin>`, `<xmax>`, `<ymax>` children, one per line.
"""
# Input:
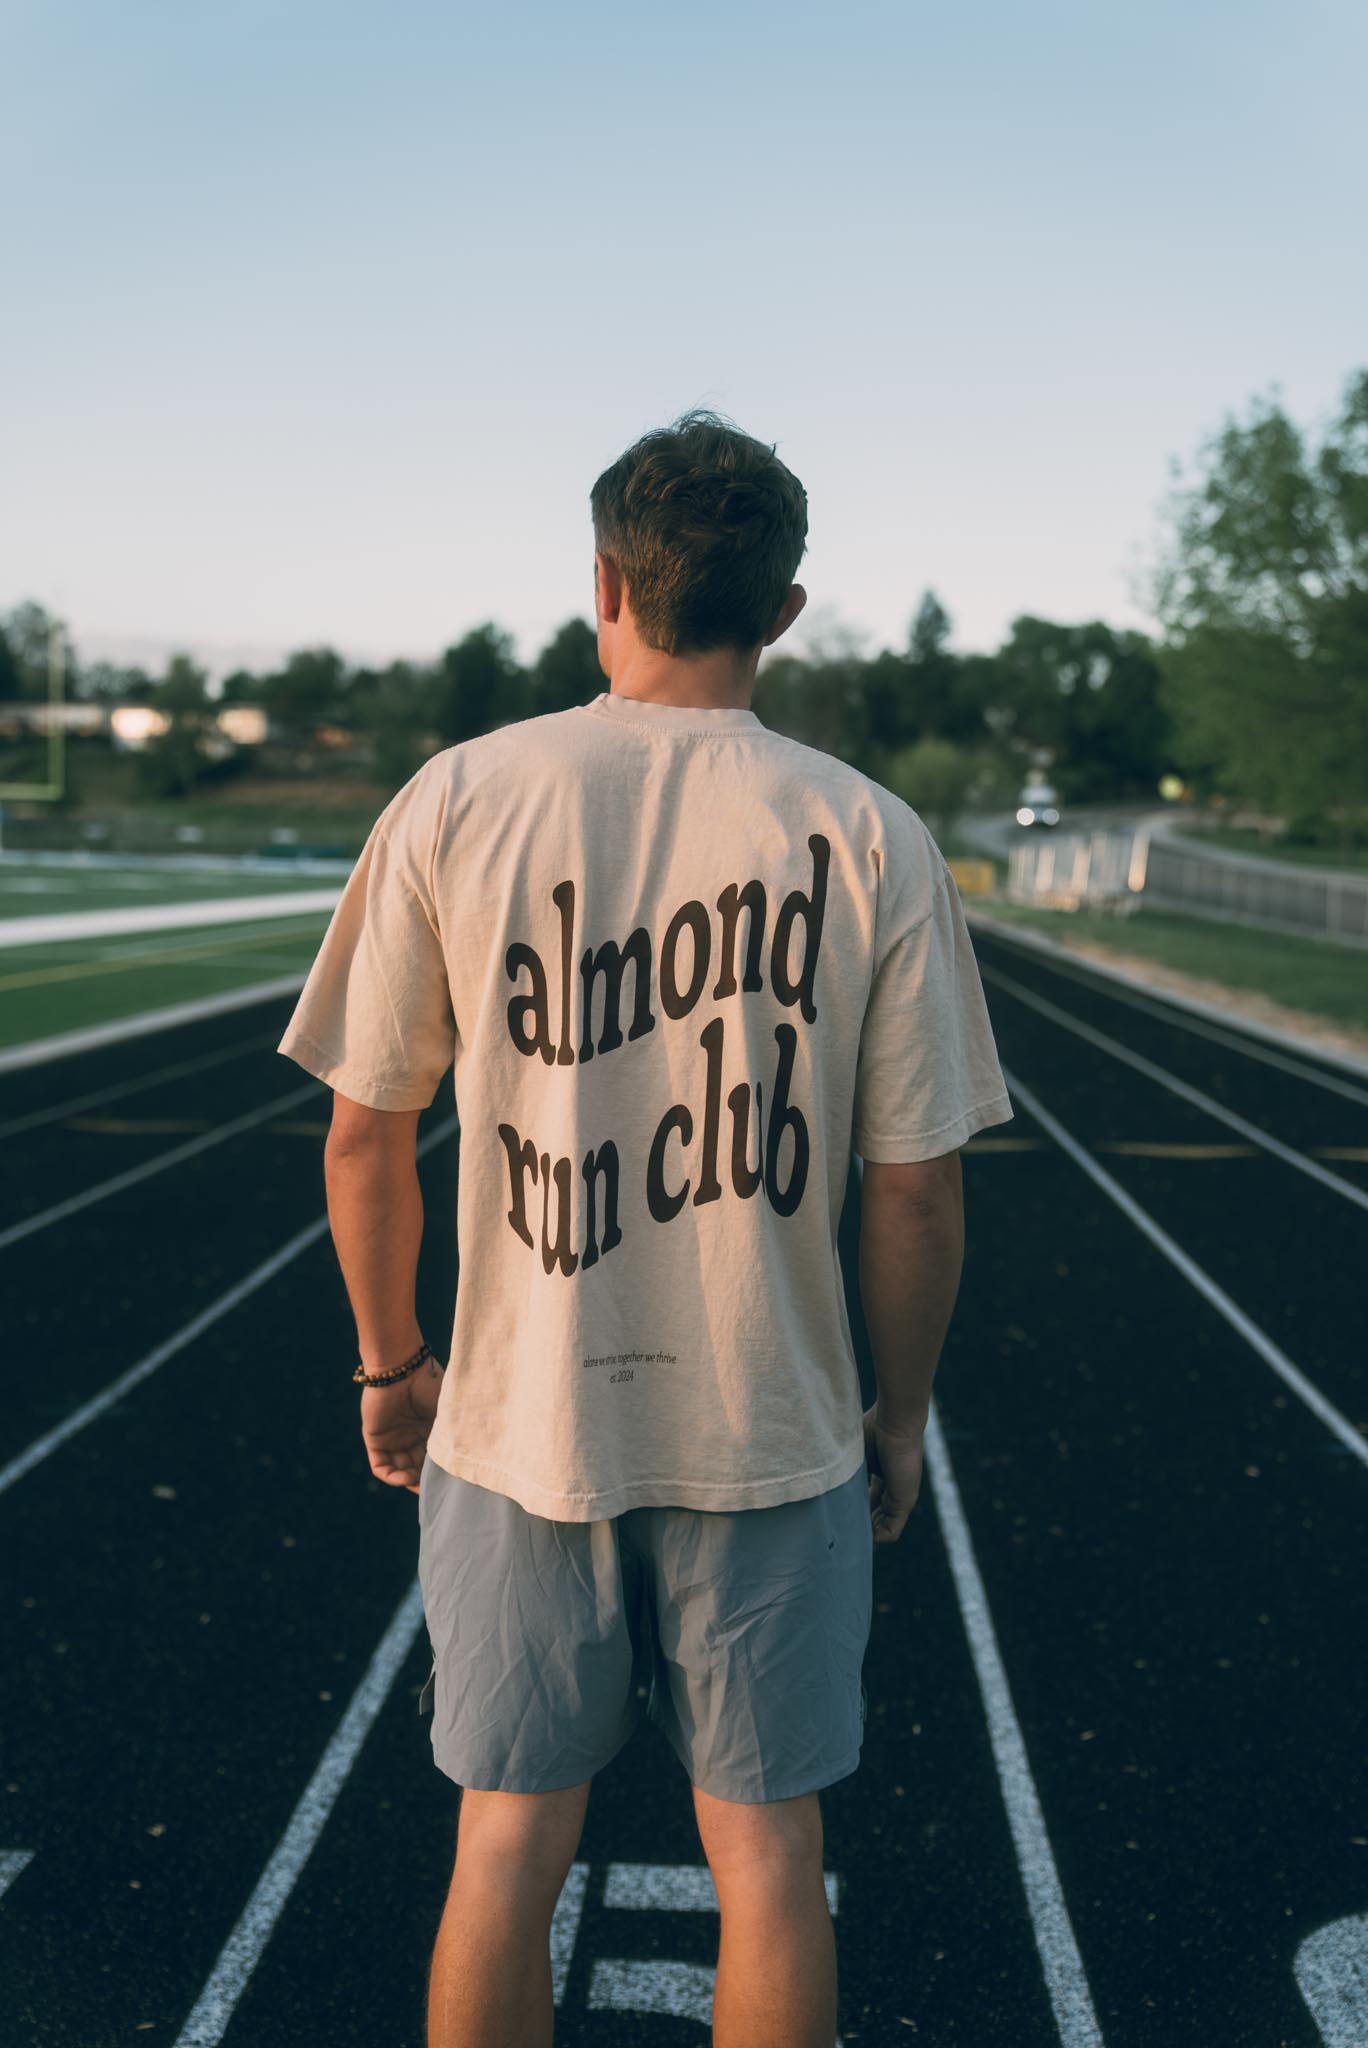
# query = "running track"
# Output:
<box><xmin>2</xmin><ymin>921</ymin><xmax>1365</xmax><ymax>2045</ymax></box>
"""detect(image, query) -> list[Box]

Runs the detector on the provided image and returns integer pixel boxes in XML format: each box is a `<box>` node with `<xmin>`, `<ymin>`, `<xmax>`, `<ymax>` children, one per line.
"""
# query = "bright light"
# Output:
<box><xmin>110</xmin><ymin>704</ymin><xmax>170</xmax><ymax>748</ymax></box>
<box><xmin>1016</xmin><ymin>807</ymin><xmax>1035</xmax><ymax>825</ymax></box>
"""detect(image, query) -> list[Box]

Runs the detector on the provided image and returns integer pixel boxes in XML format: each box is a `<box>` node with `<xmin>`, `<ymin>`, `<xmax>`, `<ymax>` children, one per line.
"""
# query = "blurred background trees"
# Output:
<box><xmin>3</xmin><ymin>364</ymin><xmax>1363</xmax><ymax>850</ymax></box>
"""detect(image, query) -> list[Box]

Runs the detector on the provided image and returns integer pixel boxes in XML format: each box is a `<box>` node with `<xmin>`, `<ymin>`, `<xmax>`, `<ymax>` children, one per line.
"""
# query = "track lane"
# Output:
<box><xmin>2</xmin><ymin>970</ymin><xmax>1364</xmax><ymax>2043</ymax></box>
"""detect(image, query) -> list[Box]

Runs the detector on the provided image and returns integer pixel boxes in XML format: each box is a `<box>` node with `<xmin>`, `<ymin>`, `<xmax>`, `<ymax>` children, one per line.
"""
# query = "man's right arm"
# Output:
<box><xmin>858</xmin><ymin>1148</ymin><xmax>965</xmax><ymax>1433</ymax></box>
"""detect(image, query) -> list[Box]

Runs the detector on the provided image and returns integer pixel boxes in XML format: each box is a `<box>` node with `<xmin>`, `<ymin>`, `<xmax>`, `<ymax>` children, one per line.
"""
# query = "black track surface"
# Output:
<box><xmin>3</xmin><ymin>925</ymin><xmax>1364</xmax><ymax>2046</ymax></box>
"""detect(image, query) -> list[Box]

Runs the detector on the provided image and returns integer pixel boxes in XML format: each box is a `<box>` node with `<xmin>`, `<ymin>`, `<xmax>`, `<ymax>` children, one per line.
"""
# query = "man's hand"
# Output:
<box><xmin>360</xmin><ymin>1354</ymin><xmax>444</xmax><ymax>1494</ymax></box>
<box><xmin>863</xmin><ymin>1402</ymin><xmax>926</xmax><ymax>1544</ymax></box>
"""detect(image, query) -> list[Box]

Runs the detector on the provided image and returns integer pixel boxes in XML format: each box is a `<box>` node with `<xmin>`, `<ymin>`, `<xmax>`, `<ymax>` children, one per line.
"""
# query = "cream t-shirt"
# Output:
<box><xmin>277</xmin><ymin>688</ymin><xmax>1013</xmax><ymax>1520</ymax></box>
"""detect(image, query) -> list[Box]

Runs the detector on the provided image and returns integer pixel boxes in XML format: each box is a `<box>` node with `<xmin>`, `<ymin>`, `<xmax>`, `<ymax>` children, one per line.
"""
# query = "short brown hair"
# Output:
<box><xmin>590</xmin><ymin>408</ymin><xmax>808</xmax><ymax>658</ymax></box>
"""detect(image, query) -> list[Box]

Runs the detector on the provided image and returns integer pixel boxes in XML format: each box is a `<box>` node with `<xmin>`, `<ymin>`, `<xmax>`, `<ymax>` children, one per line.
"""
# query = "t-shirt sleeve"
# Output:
<box><xmin>851</xmin><ymin>845</ymin><xmax>1013</xmax><ymax>1163</ymax></box>
<box><xmin>276</xmin><ymin>784</ymin><xmax>457</xmax><ymax>1112</ymax></box>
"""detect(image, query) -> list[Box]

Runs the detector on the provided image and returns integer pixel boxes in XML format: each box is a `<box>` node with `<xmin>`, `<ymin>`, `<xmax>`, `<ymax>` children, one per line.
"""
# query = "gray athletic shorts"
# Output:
<box><xmin>417</xmin><ymin>1455</ymin><xmax>873</xmax><ymax>1802</ymax></box>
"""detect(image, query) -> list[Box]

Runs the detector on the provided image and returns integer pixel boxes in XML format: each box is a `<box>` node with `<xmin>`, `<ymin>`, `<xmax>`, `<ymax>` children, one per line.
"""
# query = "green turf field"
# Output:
<box><xmin>0</xmin><ymin>909</ymin><xmax>335</xmax><ymax>1050</ymax></box>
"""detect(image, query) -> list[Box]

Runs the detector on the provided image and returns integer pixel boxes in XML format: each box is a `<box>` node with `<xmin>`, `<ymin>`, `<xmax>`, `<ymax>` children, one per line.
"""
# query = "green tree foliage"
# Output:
<box><xmin>860</xmin><ymin>591</ymin><xmax>981</xmax><ymax>753</ymax></box>
<box><xmin>436</xmin><ymin>624</ymin><xmax>526</xmax><ymax>745</ymax></box>
<box><xmin>0</xmin><ymin>622</ymin><xmax>20</xmax><ymax>698</ymax></box>
<box><xmin>0</xmin><ymin>601</ymin><xmax>80</xmax><ymax>701</ymax></box>
<box><xmin>1150</xmin><ymin>368</ymin><xmax>1368</xmax><ymax>845</ymax></box>
<box><xmin>136</xmin><ymin>653</ymin><xmax>214</xmax><ymax>798</ymax></box>
<box><xmin>531</xmin><ymin>617</ymin><xmax>602</xmax><ymax>715</ymax></box>
<box><xmin>260</xmin><ymin>646</ymin><xmax>349</xmax><ymax>738</ymax></box>
<box><xmin>349</xmin><ymin>658</ymin><xmax>439</xmax><ymax>786</ymax></box>
<box><xmin>988</xmin><ymin>616</ymin><xmax>1171</xmax><ymax>799</ymax></box>
<box><xmin>755</xmin><ymin>636</ymin><xmax>871</xmax><ymax>764</ymax></box>
<box><xmin>886</xmin><ymin>736</ymin><xmax>978</xmax><ymax>846</ymax></box>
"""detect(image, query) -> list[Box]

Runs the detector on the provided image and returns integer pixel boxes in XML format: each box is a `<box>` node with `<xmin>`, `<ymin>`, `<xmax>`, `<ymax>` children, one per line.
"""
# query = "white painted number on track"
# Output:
<box><xmin>549</xmin><ymin>1859</ymin><xmax>844</xmax><ymax>2041</ymax></box>
<box><xmin>1295</xmin><ymin>1910</ymin><xmax>1368</xmax><ymax>2046</ymax></box>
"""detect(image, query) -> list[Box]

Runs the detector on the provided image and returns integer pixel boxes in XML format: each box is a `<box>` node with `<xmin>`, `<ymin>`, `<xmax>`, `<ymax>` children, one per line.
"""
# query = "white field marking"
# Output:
<box><xmin>0</xmin><ymin>889</ymin><xmax>340</xmax><ymax>947</ymax></box>
<box><xmin>967</xmin><ymin>915</ymin><xmax>1368</xmax><ymax>1103</ymax></box>
<box><xmin>856</xmin><ymin>1155</ymin><xmax>1106</xmax><ymax>2048</ymax></box>
<box><xmin>3</xmin><ymin>918</ymin><xmax>324</xmax><ymax>996</ymax></box>
<box><xmin>0</xmin><ymin>1078</ymin><xmax>325</xmax><ymax>1252</ymax></box>
<box><xmin>0</xmin><ymin>1114</ymin><xmax>460</xmax><ymax>1497</ymax></box>
<box><xmin>982</xmin><ymin>965</ymin><xmax>1368</xmax><ymax>1216</ymax></box>
<box><xmin>0</xmin><ymin>1849</ymin><xmax>35</xmax><ymax>1900</ymax></box>
<box><xmin>588</xmin><ymin>1960</ymin><xmax>722</xmax><ymax>2026</ymax></box>
<box><xmin>550</xmin><ymin>1862</ymin><xmax>590</xmax><ymax>2006</ymax></box>
<box><xmin>0</xmin><ymin>1028</ymin><xmax>282</xmax><ymax>1141</ymax></box>
<box><xmin>856</xmin><ymin>1157</ymin><xmax>1106</xmax><ymax>2046</ymax></box>
<box><xmin>172</xmin><ymin>1577</ymin><xmax>427</xmax><ymax>2048</ymax></box>
<box><xmin>0</xmin><ymin>975</ymin><xmax>307</xmax><ymax>1075</ymax></box>
<box><xmin>1000</xmin><ymin>1067</ymin><xmax>1368</xmax><ymax>1472</ymax></box>
<box><xmin>1294</xmin><ymin>1910</ymin><xmax>1368</xmax><ymax>2045</ymax></box>
<box><xmin>601</xmin><ymin>1861</ymin><xmax>840</xmax><ymax>1917</ymax></box>
<box><xmin>588</xmin><ymin>1867</ymin><xmax>844</xmax><ymax>2042</ymax></box>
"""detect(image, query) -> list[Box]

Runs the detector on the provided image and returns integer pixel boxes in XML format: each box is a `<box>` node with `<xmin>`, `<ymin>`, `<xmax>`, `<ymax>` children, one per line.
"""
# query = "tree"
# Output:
<box><xmin>435</xmin><ymin>624</ymin><xmax>525</xmax><ymax>745</ymax></box>
<box><xmin>886</xmin><ymin>736</ymin><xmax>978</xmax><ymax>847</ymax></box>
<box><xmin>1148</xmin><ymin>368</ymin><xmax>1368</xmax><ymax>846</ymax></box>
<box><xmin>136</xmin><ymin>653</ymin><xmax>213</xmax><ymax>798</ymax></box>
<box><xmin>260</xmin><ymin>647</ymin><xmax>349</xmax><ymax>738</ymax></box>
<box><xmin>1</xmin><ymin>601</ymin><xmax>80</xmax><ymax>701</ymax></box>
<box><xmin>531</xmin><ymin>618</ymin><xmax>602</xmax><ymax>715</ymax></box>
<box><xmin>0</xmin><ymin>622</ymin><xmax>20</xmax><ymax>699</ymax></box>
<box><xmin>754</xmin><ymin>614</ymin><xmax>871</xmax><ymax>763</ymax></box>
<box><xmin>349</xmin><ymin>658</ymin><xmax>440</xmax><ymax>785</ymax></box>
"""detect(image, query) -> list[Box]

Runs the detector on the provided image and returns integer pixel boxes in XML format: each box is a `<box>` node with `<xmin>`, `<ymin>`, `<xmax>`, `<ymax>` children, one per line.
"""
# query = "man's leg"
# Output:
<box><xmin>692</xmin><ymin>1781</ymin><xmax>838</xmax><ymax>2048</ymax></box>
<box><xmin>428</xmin><ymin>1778</ymin><xmax>592</xmax><ymax>2048</ymax></box>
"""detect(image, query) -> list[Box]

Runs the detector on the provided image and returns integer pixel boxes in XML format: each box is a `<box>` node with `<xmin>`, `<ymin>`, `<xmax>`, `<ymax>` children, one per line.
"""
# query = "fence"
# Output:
<box><xmin>1008</xmin><ymin>829</ymin><xmax>1368</xmax><ymax>945</ymax></box>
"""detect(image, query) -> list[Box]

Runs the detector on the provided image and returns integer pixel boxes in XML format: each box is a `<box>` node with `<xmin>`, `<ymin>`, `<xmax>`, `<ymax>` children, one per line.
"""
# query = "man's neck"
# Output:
<box><xmin>607</xmin><ymin>651</ymin><xmax>757</xmax><ymax>713</ymax></box>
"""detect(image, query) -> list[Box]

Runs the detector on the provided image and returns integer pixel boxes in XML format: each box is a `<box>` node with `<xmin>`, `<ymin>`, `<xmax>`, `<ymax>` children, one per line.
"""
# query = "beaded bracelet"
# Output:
<box><xmin>353</xmin><ymin>1340</ymin><xmax>442</xmax><ymax>1387</ymax></box>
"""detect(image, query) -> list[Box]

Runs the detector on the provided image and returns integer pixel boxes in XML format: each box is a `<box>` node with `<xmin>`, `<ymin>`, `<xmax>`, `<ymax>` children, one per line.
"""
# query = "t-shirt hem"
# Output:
<box><xmin>853</xmin><ymin>1088</ymin><xmax>1014</xmax><ymax>1163</ymax></box>
<box><xmin>425</xmin><ymin>1434</ymin><xmax>869</xmax><ymax>1521</ymax></box>
<box><xmin>276</xmin><ymin>1028</ymin><xmax>439</xmax><ymax>1111</ymax></box>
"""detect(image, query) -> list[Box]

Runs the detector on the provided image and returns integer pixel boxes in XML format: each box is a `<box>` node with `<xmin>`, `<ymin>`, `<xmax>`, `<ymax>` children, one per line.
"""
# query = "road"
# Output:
<box><xmin>2</xmin><ymin>924</ymin><xmax>1365</xmax><ymax>2045</ymax></box>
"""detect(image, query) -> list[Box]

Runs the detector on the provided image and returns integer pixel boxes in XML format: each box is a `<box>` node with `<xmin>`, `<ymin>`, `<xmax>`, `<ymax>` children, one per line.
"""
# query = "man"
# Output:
<box><xmin>277</xmin><ymin>408</ymin><xmax>1012</xmax><ymax>2048</ymax></box>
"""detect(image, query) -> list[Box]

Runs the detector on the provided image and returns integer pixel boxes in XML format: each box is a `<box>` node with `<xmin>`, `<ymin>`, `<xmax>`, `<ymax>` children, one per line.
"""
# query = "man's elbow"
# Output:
<box><xmin>860</xmin><ymin>1147</ymin><xmax>963</xmax><ymax>1225</ymax></box>
<box><xmin>324</xmin><ymin>1092</ymin><xmax>422</xmax><ymax>1159</ymax></box>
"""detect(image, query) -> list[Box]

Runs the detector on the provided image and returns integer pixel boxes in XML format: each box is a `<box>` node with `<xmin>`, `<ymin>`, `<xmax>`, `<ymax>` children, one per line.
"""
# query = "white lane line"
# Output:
<box><xmin>602</xmin><ymin>1861</ymin><xmax>840</xmax><ymax>1916</ymax></box>
<box><xmin>0</xmin><ymin>1079</ymin><xmax>325</xmax><ymax>1251</ymax></box>
<box><xmin>1294</xmin><ymin>1910</ymin><xmax>1368</xmax><ymax>2045</ymax></box>
<box><xmin>0</xmin><ymin>974</ymin><xmax>307</xmax><ymax>1075</ymax></box>
<box><xmin>1000</xmin><ymin>1066</ymin><xmax>1368</xmax><ymax>1471</ymax></box>
<box><xmin>854</xmin><ymin>1156</ymin><xmax>1106</xmax><ymax>2048</ymax></box>
<box><xmin>970</xmin><ymin>919</ymin><xmax>1368</xmax><ymax>1106</ymax></box>
<box><xmin>0</xmin><ymin>1028</ymin><xmax>282</xmax><ymax>1141</ymax></box>
<box><xmin>1</xmin><ymin>889</ymin><xmax>340</xmax><ymax>946</ymax></box>
<box><xmin>172</xmin><ymin>1577</ymin><xmax>426</xmax><ymax>2048</ymax></box>
<box><xmin>982</xmin><ymin>966</ymin><xmax>1368</xmax><ymax>1216</ymax></box>
<box><xmin>0</xmin><ymin>1114</ymin><xmax>460</xmax><ymax>1497</ymax></box>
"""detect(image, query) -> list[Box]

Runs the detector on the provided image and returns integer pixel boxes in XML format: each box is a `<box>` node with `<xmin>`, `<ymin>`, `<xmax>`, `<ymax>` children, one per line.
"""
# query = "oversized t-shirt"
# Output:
<box><xmin>277</xmin><ymin>687</ymin><xmax>1013</xmax><ymax>1520</ymax></box>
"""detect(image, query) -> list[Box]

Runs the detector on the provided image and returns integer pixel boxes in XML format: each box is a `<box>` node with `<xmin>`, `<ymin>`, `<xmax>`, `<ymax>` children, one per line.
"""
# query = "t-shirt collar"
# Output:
<box><xmin>584</xmin><ymin>689</ymin><xmax>763</xmax><ymax>732</ymax></box>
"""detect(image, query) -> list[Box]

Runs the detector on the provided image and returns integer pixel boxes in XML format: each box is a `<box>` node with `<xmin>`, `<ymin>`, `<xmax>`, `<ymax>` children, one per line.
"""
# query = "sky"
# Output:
<box><xmin>3</xmin><ymin>0</ymin><xmax>1365</xmax><ymax>686</ymax></box>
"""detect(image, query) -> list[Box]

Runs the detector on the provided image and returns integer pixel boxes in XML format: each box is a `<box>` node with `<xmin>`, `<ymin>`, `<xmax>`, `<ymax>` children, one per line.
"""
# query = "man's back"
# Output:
<box><xmin>278</xmin><ymin>686</ymin><xmax>1010</xmax><ymax>1520</ymax></box>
